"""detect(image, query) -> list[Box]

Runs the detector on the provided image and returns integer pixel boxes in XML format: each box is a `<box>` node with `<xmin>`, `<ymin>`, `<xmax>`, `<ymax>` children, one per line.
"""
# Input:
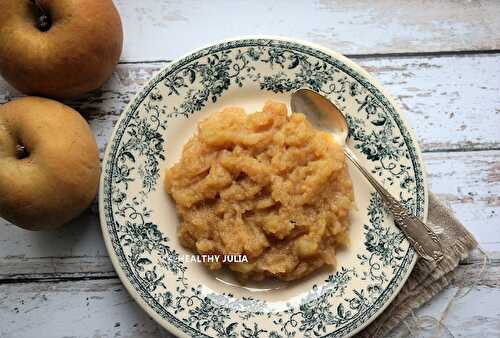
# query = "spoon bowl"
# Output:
<box><xmin>291</xmin><ymin>89</ymin><xmax>443</xmax><ymax>263</ymax></box>
<box><xmin>291</xmin><ymin>88</ymin><xmax>349</xmax><ymax>146</ymax></box>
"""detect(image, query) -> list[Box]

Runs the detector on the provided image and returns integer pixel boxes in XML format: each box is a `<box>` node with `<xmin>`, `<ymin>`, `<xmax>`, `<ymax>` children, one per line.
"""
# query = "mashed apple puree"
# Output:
<box><xmin>164</xmin><ymin>100</ymin><xmax>353</xmax><ymax>281</ymax></box>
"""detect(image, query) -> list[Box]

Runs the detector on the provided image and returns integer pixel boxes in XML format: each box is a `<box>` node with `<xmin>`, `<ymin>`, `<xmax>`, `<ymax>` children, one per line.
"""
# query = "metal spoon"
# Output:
<box><xmin>291</xmin><ymin>88</ymin><xmax>443</xmax><ymax>263</ymax></box>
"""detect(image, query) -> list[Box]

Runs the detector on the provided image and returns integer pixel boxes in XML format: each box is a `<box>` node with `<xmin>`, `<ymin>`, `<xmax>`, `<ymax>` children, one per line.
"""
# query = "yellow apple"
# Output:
<box><xmin>0</xmin><ymin>97</ymin><xmax>100</xmax><ymax>230</ymax></box>
<box><xmin>0</xmin><ymin>0</ymin><xmax>123</xmax><ymax>99</ymax></box>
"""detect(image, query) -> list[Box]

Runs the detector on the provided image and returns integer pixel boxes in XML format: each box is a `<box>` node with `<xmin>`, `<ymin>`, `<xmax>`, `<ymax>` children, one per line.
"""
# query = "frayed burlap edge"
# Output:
<box><xmin>356</xmin><ymin>193</ymin><xmax>478</xmax><ymax>338</ymax></box>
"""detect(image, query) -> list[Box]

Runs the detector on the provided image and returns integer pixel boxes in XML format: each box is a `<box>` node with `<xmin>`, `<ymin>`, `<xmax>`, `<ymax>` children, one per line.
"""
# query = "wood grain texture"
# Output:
<box><xmin>359</xmin><ymin>55</ymin><xmax>500</xmax><ymax>152</ymax></box>
<box><xmin>388</xmin><ymin>286</ymin><xmax>500</xmax><ymax>337</ymax></box>
<box><xmin>0</xmin><ymin>279</ymin><xmax>174</xmax><ymax>338</ymax></box>
<box><xmin>1</xmin><ymin>259</ymin><xmax>496</xmax><ymax>338</ymax></box>
<box><xmin>1</xmin><ymin>54</ymin><xmax>499</xmax><ymax>152</ymax></box>
<box><xmin>426</xmin><ymin>150</ymin><xmax>500</xmax><ymax>251</ymax></box>
<box><xmin>113</xmin><ymin>0</ymin><xmax>500</xmax><ymax>62</ymax></box>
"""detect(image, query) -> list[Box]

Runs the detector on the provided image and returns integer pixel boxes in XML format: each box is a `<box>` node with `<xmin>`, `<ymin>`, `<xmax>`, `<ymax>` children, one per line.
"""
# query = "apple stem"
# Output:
<box><xmin>38</xmin><ymin>15</ymin><xmax>51</xmax><ymax>32</ymax></box>
<box><xmin>29</xmin><ymin>0</ymin><xmax>51</xmax><ymax>32</ymax></box>
<box><xmin>16</xmin><ymin>144</ymin><xmax>29</xmax><ymax>159</ymax></box>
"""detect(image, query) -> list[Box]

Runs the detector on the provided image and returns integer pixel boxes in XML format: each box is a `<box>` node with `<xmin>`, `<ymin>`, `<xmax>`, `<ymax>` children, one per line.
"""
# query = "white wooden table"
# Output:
<box><xmin>1</xmin><ymin>1</ymin><xmax>499</xmax><ymax>337</ymax></box>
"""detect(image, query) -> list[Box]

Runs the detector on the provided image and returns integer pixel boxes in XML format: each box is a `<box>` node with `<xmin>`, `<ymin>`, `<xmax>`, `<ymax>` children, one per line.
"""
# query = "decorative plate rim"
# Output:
<box><xmin>99</xmin><ymin>35</ymin><xmax>428</xmax><ymax>338</ymax></box>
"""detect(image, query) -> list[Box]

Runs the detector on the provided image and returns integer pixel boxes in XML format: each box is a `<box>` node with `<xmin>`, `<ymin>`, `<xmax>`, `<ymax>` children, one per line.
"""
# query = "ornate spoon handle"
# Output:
<box><xmin>344</xmin><ymin>147</ymin><xmax>443</xmax><ymax>263</ymax></box>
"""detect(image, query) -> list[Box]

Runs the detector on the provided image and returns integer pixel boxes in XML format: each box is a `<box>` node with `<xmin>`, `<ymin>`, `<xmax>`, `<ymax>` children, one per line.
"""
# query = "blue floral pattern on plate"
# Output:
<box><xmin>100</xmin><ymin>38</ymin><xmax>426</xmax><ymax>338</ymax></box>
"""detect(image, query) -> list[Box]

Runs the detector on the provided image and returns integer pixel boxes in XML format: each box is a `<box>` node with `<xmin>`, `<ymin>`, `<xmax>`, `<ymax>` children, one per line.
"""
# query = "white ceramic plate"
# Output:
<box><xmin>99</xmin><ymin>37</ymin><xmax>427</xmax><ymax>338</ymax></box>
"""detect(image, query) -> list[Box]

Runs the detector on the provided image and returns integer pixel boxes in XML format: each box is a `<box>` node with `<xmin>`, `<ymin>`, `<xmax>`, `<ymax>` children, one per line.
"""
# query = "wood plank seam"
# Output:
<box><xmin>345</xmin><ymin>49</ymin><xmax>500</xmax><ymax>60</ymax></box>
<box><xmin>1</xmin><ymin>258</ymin><xmax>496</xmax><ymax>285</ymax></box>
<box><xmin>115</xmin><ymin>50</ymin><xmax>500</xmax><ymax>66</ymax></box>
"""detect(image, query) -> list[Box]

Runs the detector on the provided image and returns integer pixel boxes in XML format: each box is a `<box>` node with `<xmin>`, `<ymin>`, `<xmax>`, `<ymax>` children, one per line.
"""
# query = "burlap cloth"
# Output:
<box><xmin>357</xmin><ymin>192</ymin><xmax>478</xmax><ymax>337</ymax></box>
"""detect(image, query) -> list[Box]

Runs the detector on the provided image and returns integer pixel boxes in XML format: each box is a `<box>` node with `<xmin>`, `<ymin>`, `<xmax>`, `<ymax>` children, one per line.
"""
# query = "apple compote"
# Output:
<box><xmin>165</xmin><ymin>100</ymin><xmax>353</xmax><ymax>281</ymax></box>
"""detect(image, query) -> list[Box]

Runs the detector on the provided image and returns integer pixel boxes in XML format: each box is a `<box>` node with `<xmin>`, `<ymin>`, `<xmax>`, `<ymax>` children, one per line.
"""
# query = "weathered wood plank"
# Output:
<box><xmin>113</xmin><ymin>0</ymin><xmax>500</xmax><ymax>62</ymax></box>
<box><xmin>425</xmin><ymin>150</ymin><xmax>500</xmax><ymax>250</ymax></box>
<box><xmin>0</xmin><ymin>203</ymin><xmax>113</xmax><ymax>280</ymax></box>
<box><xmin>0</xmin><ymin>279</ymin><xmax>173</xmax><ymax>338</ymax></box>
<box><xmin>360</xmin><ymin>54</ymin><xmax>500</xmax><ymax>152</ymax></box>
<box><xmin>1</xmin><ymin>259</ymin><xmax>497</xmax><ymax>338</ymax></box>
<box><xmin>388</xmin><ymin>286</ymin><xmax>500</xmax><ymax>338</ymax></box>
<box><xmin>1</xmin><ymin>54</ymin><xmax>499</xmax><ymax>152</ymax></box>
<box><xmin>0</xmin><ymin>150</ymin><xmax>498</xmax><ymax>280</ymax></box>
